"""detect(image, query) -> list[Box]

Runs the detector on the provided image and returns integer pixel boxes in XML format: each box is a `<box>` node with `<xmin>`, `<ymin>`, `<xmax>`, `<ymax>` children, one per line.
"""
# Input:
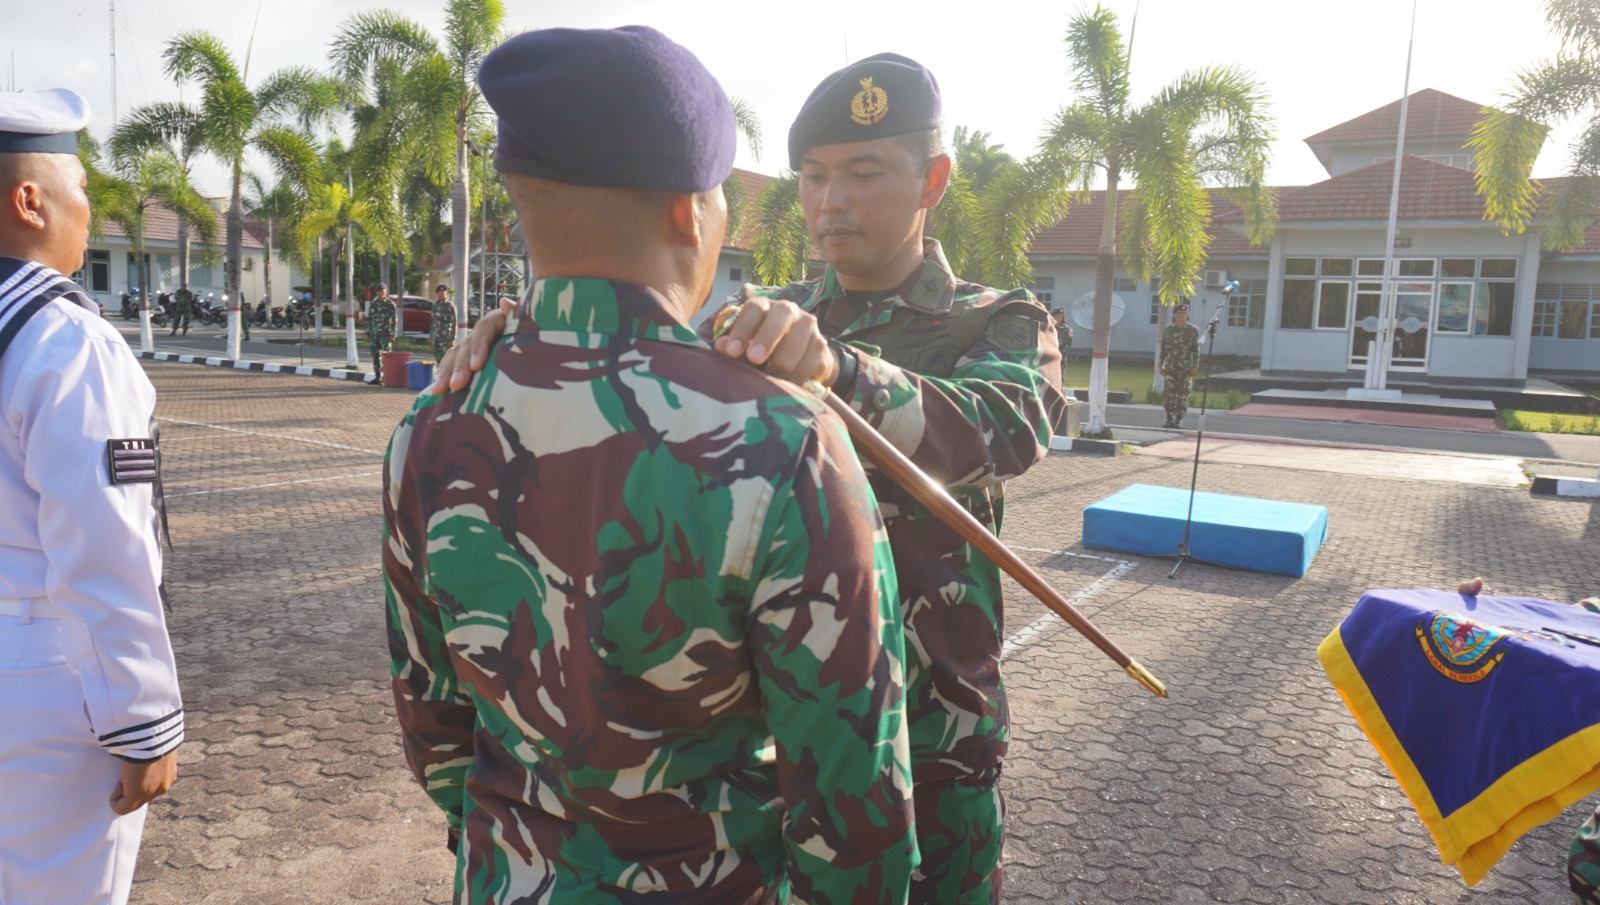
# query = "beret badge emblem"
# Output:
<box><xmin>850</xmin><ymin>76</ymin><xmax>889</xmax><ymax>126</ymax></box>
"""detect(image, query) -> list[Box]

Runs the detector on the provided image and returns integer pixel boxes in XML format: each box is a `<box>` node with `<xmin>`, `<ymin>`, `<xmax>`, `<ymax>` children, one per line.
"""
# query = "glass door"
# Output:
<box><xmin>1349</xmin><ymin>281</ymin><xmax>1434</xmax><ymax>370</ymax></box>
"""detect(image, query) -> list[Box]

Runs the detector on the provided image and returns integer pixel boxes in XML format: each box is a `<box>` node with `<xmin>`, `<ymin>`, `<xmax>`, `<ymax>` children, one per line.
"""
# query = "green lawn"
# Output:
<box><xmin>1061</xmin><ymin>360</ymin><xmax>1250</xmax><ymax>410</ymax></box>
<box><xmin>1499</xmin><ymin>409</ymin><xmax>1600</xmax><ymax>435</ymax></box>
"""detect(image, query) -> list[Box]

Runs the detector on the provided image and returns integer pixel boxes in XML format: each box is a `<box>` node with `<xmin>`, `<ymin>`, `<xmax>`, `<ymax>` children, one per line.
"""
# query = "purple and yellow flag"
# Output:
<box><xmin>1319</xmin><ymin>589</ymin><xmax>1600</xmax><ymax>886</ymax></box>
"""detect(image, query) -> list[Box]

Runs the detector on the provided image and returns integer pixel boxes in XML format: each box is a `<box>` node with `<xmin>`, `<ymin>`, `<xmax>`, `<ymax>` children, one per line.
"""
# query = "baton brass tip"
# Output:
<box><xmin>712</xmin><ymin>305</ymin><xmax>742</xmax><ymax>339</ymax></box>
<box><xmin>1126</xmin><ymin>660</ymin><xmax>1168</xmax><ymax>698</ymax></box>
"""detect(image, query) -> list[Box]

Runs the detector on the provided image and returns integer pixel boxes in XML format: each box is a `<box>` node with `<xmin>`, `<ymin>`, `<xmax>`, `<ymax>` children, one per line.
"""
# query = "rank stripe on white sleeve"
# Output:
<box><xmin>99</xmin><ymin>708</ymin><xmax>184</xmax><ymax>761</ymax></box>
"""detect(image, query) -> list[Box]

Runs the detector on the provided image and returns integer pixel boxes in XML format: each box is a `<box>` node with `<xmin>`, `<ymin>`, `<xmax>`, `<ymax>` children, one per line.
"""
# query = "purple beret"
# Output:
<box><xmin>479</xmin><ymin>26</ymin><xmax>736</xmax><ymax>194</ymax></box>
<box><xmin>788</xmin><ymin>53</ymin><xmax>941</xmax><ymax>169</ymax></box>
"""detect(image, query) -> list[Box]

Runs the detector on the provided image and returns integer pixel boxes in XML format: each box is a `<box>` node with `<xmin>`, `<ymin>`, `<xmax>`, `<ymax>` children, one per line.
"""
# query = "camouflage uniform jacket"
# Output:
<box><xmin>429</xmin><ymin>299</ymin><xmax>457</xmax><ymax>355</ymax></box>
<box><xmin>170</xmin><ymin>288</ymin><xmax>194</xmax><ymax>316</ymax></box>
<box><xmin>1159</xmin><ymin>322</ymin><xmax>1200</xmax><ymax>375</ymax></box>
<box><xmin>367</xmin><ymin>296</ymin><xmax>397</xmax><ymax>343</ymax></box>
<box><xmin>722</xmin><ymin>240</ymin><xmax>1069</xmax><ymax>781</ymax></box>
<box><xmin>384</xmin><ymin>278</ymin><xmax>917</xmax><ymax>904</ymax></box>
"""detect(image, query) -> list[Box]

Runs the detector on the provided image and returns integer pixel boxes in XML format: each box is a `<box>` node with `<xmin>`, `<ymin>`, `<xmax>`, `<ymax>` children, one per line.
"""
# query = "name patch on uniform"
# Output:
<box><xmin>107</xmin><ymin>439</ymin><xmax>157</xmax><ymax>485</ymax></box>
<box><xmin>987</xmin><ymin>314</ymin><xmax>1041</xmax><ymax>352</ymax></box>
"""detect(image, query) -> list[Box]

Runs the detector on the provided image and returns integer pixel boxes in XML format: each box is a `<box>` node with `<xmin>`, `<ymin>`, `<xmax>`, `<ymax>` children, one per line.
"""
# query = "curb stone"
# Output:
<box><xmin>135</xmin><ymin>350</ymin><xmax>368</xmax><ymax>382</ymax></box>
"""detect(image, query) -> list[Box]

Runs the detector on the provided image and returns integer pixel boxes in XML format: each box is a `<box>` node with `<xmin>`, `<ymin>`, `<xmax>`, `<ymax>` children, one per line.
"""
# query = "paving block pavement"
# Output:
<box><xmin>126</xmin><ymin>362</ymin><xmax>1599</xmax><ymax>903</ymax></box>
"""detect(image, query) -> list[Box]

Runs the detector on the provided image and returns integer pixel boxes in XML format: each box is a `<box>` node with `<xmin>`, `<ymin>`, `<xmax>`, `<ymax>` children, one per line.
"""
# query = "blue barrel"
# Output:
<box><xmin>406</xmin><ymin>360</ymin><xmax>435</xmax><ymax>390</ymax></box>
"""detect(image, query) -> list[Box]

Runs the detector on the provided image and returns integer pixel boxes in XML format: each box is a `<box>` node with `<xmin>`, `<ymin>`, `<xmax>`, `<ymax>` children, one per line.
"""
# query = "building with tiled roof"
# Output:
<box><xmin>1025</xmin><ymin>89</ymin><xmax>1597</xmax><ymax>381</ymax></box>
<box><xmin>76</xmin><ymin>198</ymin><xmax>299</xmax><ymax>309</ymax></box>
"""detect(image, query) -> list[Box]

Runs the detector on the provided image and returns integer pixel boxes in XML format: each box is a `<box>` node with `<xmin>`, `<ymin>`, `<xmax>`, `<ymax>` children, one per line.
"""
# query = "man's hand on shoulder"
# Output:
<box><xmin>110</xmin><ymin>751</ymin><xmax>177</xmax><ymax>815</ymax></box>
<box><xmin>430</xmin><ymin>304</ymin><xmax>511</xmax><ymax>393</ymax></box>
<box><xmin>712</xmin><ymin>296</ymin><xmax>837</xmax><ymax>386</ymax></box>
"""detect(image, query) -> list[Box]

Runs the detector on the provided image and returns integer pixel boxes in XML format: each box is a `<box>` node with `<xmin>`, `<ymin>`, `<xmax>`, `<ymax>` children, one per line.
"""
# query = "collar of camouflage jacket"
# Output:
<box><xmin>808</xmin><ymin>238</ymin><xmax>959</xmax><ymax>333</ymax></box>
<box><xmin>511</xmin><ymin>278</ymin><xmax>705</xmax><ymax>346</ymax></box>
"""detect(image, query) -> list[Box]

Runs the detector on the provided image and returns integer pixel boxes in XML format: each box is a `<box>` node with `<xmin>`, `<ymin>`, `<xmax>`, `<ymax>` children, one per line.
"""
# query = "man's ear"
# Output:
<box><xmin>919</xmin><ymin>154</ymin><xmax>952</xmax><ymax>211</ymax></box>
<box><xmin>7</xmin><ymin>181</ymin><xmax>46</xmax><ymax>230</ymax></box>
<box><xmin>666</xmin><ymin>192</ymin><xmax>703</xmax><ymax>249</ymax></box>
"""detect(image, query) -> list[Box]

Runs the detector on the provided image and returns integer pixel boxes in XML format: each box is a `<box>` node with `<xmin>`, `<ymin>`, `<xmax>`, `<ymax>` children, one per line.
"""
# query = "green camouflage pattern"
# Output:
<box><xmin>1159</xmin><ymin>321</ymin><xmax>1199</xmax><ymax>375</ymax></box>
<box><xmin>169</xmin><ymin>288</ymin><xmax>193</xmax><ymax>335</ymax></box>
<box><xmin>384</xmin><ymin>277</ymin><xmax>917</xmax><ymax>904</ymax></box>
<box><xmin>719</xmin><ymin>239</ymin><xmax>1068</xmax><ymax>903</ymax></box>
<box><xmin>1574</xmin><ymin>802</ymin><xmax>1600</xmax><ymax>903</ymax></box>
<box><xmin>367</xmin><ymin>297</ymin><xmax>397</xmax><ymax>381</ymax></box>
<box><xmin>430</xmin><ymin>299</ymin><xmax>457</xmax><ymax>360</ymax></box>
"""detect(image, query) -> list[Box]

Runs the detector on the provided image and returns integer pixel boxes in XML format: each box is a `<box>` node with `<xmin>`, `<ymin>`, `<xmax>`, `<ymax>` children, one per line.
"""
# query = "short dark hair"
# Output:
<box><xmin>894</xmin><ymin>128</ymin><xmax>944</xmax><ymax>170</ymax></box>
<box><xmin>435</xmin><ymin>284</ymin><xmax>449</xmax><ymax>293</ymax></box>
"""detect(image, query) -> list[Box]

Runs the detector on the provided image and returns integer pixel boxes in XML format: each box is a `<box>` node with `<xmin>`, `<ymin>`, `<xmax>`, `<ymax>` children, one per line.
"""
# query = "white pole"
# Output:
<box><xmin>1373</xmin><ymin>0</ymin><xmax>1419</xmax><ymax>393</ymax></box>
<box><xmin>108</xmin><ymin>0</ymin><xmax>117</xmax><ymax>126</ymax></box>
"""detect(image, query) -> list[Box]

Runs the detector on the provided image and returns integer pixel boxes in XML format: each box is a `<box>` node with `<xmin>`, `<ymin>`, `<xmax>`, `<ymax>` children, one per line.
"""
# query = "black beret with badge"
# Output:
<box><xmin>477</xmin><ymin>26</ymin><xmax>736</xmax><ymax>194</ymax></box>
<box><xmin>787</xmin><ymin>53</ymin><xmax>942</xmax><ymax>169</ymax></box>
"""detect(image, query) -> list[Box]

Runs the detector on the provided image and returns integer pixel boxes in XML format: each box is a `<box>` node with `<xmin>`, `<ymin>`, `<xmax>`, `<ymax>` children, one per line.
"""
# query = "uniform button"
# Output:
<box><xmin>872</xmin><ymin>388</ymin><xmax>892</xmax><ymax>411</ymax></box>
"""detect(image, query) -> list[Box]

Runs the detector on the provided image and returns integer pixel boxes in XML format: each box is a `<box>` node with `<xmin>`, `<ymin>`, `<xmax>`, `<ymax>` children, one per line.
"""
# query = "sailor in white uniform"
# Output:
<box><xmin>0</xmin><ymin>88</ymin><xmax>183</xmax><ymax>905</ymax></box>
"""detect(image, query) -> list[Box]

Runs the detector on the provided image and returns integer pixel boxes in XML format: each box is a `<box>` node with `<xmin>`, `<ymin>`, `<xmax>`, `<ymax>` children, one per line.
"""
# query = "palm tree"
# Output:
<box><xmin>243</xmin><ymin>172</ymin><xmax>305</xmax><ymax>326</ymax></box>
<box><xmin>162</xmin><ymin>31</ymin><xmax>336</xmax><ymax>358</ymax></box>
<box><xmin>93</xmin><ymin>145</ymin><xmax>217</xmax><ymax>351</ymax></box>
<box><xmin>1470</xmin><ymin>0</ymin><xmax>1598</xmax><ymax>251</ymax></box>
<box><xmin>108</xmin><ymin>102</ymin><xmax>210</xmax><ymax>289</ymax></box>
<box><xmin>297</xmin><ymin>175</ymin><xmax>399</xmax><ymax>368</ymax></box>
<box><xmin>330</xmin><ymin>0</ymin><xmax>506</xmax><ymax>341</ymax></box>
<box><xmin>1041</xmin><ymin>5</ymin><xmax>1276</xmax><ymax>435</ymax></box>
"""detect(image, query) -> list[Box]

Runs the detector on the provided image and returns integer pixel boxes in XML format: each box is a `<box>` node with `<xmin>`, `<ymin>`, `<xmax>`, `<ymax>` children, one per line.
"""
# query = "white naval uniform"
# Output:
<box><xmin>0</xmin><ymin>257</ymin><xmax>183</xmax><ymax>905</ymax></box>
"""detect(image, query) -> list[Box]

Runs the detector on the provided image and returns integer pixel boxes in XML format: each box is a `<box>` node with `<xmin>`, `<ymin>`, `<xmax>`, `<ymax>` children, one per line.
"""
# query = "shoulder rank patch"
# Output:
<box><xmin>987</xmin><ymin>313</ymin><xmax>1041</xmax><ymax>352</ymax></box>
<box><xmin>107</xmin><ymin>438</ymin><xmax>157</xmax><ymax>485</ymax></box>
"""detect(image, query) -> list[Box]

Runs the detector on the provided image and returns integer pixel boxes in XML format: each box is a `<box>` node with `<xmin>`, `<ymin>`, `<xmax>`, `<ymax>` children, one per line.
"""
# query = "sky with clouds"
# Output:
<box><xmin>3</xmin><ymin>0</ymin><xmax>1578</xmax><ymax>200</ymax></box>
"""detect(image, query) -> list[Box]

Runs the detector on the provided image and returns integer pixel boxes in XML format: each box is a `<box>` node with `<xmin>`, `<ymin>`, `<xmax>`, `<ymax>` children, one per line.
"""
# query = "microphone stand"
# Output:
<box><xmin>1168</xmin><ymin>288</ymin><xmax>1230</xmax><ymax>579</ymax></box>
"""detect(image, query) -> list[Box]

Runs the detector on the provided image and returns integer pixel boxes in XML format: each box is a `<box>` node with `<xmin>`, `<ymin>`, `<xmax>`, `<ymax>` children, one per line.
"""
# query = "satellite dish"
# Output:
<box><xmin>1069</xmin><ymin>291</ymin><xmax>1126</xmax><ymax>330</ymax></box>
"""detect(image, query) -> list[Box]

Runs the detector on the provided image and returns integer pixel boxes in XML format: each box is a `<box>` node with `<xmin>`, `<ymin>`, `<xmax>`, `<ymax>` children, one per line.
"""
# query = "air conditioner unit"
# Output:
<box><xmin>242</xmin><ymin>257</ymin><xmax>254</xmax><ymax>271</ymax></box>
<box><xmin>1204</xmin><ymin>269</ymin><xmax>1227</xmax><ymax>288</ymax></box>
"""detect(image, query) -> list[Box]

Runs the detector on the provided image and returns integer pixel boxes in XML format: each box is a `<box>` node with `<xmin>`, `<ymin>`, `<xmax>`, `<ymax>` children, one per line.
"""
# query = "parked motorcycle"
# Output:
<box><xmin>119</xmin><ymin>290</ymin><xmax>138</xmax><ymax>320</ymax></box>
<box><xmin>150</xmin><ymin>293</ymin><xmax>170</xmax><ymax>328</ymax></box>
<box><xmin>195</xmin><ymin>294</ymin><xmax>225</xmax><ymax>327</ymax></box>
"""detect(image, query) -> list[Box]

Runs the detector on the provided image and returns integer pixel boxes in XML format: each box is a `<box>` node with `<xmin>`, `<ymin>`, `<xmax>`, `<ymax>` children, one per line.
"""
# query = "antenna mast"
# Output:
<box><xmin>108</xmin><ymin>0</ymin><xmax>118</xmax><ymax>124</ymax></box>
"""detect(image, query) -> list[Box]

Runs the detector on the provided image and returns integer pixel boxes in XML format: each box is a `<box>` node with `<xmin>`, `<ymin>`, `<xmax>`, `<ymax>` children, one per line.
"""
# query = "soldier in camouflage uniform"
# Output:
<box><xmin>704</xmin><ymin>55</ymin><xmax>1067</xmax><ymax>904</ymax></box>
<box><xmin>1159</xmin><ymin>302</ymin><xmax>1200</xmax><ymax>428</ymax></box>
<box><xmin>428</xmin><ymin>284</ymin><xmax>455</xmax><ymax>361</ymax></box>
<box><xmin>168</xmin><ymin>282</ymin><xmax>193</xmax><ymax>336</ymax></box>
<box><xmin>384</xmin><ymin>28</ymin><xmax>917</xmax><ymax>903</ymax></box>
<box><xmin>439</xmin><ymin>52</ymin><xmax>1069</xmax><ymax>905</ymax></box>
<box><xmin>365</xmin><ymin>282</ymin><xmax>397</xmax><ymax>385</ymax></box>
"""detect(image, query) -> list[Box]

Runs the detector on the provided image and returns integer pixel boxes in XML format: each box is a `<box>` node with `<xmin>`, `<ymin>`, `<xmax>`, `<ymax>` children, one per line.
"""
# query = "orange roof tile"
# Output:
<box><xmin>1027</xmin><ymin>189</ymin><xmax>1271</xmax><ymax>257</ymax></box>
<box><xmin>1304</xmin><ymin>89</ymin><xmax>1491</xmax><ymax>146</ymax></box>
<box><xmin>1258</xmin><ymin>155</ymin><xmax>1485</xmax><ymax>222</ymax></box>
<box><xmin>94</xmin><ymin>203</ymin><xmax>263</xmax><ymax>249</ymax></box>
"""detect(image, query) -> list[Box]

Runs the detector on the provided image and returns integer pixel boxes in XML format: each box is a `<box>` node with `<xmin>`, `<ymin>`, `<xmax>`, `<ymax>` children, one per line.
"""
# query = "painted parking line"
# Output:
<box><xmin>156</xmin><ymin>417</ymin><xmax>385</xmax><ymax>456</ymax></box>
<box><xmin>1001</xmin><ymin>546</ymin><xmax>1138</xmax><ymax>659</ymax></box>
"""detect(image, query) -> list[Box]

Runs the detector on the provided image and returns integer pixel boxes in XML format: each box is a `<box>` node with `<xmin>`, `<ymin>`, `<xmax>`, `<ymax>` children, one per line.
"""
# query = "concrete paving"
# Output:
<box><xmin>1229</xmin><ymin>403</ymin><xmax>1500</xmax><ymax>434</ymax></box>
<box><xmin>1138</xmin><ymin>436</ymin><xmax>1529</xmax><ymax>488</ymax></box>
<box><xmin>117</xmin><ymin>362</ymin><xmax>1600</xmax><ymax>903</ymax></box>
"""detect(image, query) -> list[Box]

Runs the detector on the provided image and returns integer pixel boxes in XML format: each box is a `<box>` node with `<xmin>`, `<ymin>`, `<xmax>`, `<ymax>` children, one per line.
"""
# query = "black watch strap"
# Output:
<box><xmin>828</xmin><ymin>339</ymin><xmax>859</xmax><ymax>397</ymax></box>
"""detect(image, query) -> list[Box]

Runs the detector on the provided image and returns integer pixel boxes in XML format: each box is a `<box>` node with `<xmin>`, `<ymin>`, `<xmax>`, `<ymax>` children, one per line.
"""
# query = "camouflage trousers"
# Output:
<box><xmin>1573</xmin><ymin>804</ymin><xmax>1600</xmax><ymax>903</ymax></box>
<box><xmin>369</xmin><ymin>334</ymin><xmax>393</xmax><ymax>382</ymax></box>
<box><xmin>909</xmin><ymin>764</ymin><xmax>1004</xmax><ymax>905</ymax></box>
<box><xmin>1162</xmin><ymin>373</ymin><xmax>1192</xmax><ymax>426</ymax></box>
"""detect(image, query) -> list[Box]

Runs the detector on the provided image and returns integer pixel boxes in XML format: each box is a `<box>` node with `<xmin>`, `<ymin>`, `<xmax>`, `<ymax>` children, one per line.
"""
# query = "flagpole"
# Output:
<box><xmin>1370</xmin><ymin>0</ymin><xmax>1419</xmax><ymax>395</ymax></box>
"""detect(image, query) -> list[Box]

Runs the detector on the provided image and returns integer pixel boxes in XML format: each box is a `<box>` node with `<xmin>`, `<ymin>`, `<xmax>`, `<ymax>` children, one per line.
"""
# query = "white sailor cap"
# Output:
<box><xmin>0</xmin><ymin>88</ymin><xmax>91</xmax><ymax>155</ymax></box>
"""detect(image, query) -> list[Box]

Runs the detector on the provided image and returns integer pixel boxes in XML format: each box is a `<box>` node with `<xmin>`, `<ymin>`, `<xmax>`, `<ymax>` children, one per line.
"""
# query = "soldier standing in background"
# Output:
<box><xmin>1159</xmin><ymin>302</ymin><xmax>1200</xmax><ymax>429</ymax></box>
<box><xmin>365</xmin><ymin>282</ymin><xmax>396</xmax><ymax>385</ymax></box>
<box><xmin>168</xmin><ymin>281</ymin><xmax>193</xmax><ymax>337</ymax></box>
<box><xmin>0</xmin><ymin>87</ymin><xmax>183</xmax><ymax>905</ymax></box>
<box><xmin>428</xmin><ymin>283</ymin><xmax>453</xmax><ymax>361</ymax></box>
<box><xmin>383</xmin><ymin>27</ymin><xmax>916</xmax><ymax>903</ymax></box>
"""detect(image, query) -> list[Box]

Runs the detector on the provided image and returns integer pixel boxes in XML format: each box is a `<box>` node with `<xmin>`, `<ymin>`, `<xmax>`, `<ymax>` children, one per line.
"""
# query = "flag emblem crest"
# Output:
<box><xmin>1416</xmin><ymin>614</ymin><xmax>1513</xmax><ymax>683</ymax></box>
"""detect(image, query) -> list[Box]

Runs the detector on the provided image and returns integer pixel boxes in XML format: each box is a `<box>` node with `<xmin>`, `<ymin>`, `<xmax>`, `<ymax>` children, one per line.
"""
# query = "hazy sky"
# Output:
<box><xmin>3</xmin><ymin>0</ymin><xmax>1577</xmax><ymax>199</ymax></box>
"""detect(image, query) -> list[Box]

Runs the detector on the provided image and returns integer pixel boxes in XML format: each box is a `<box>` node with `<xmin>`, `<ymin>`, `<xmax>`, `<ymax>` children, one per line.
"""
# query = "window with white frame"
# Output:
<box><xmin>1226</xmin><ymin>279</ymin><xmax>1267</xmax><ymax>328</ymax></box>
<box><xmin>1533</xmin><ymin>284</ymin><xmax>1600</xmax><ymax>339</ymax></box>
<box><xmin>1282</xmin><ymin>257</ymin><xmax>1353</xmax><ymax>329</ymax></box>
<box><xmin>157</xmin><ymin>255</ymin><xmax>175</xmax><ymax>287</ymax></box>
<box><xmin>189</xmin><ymin>259</ymin><xmax>213</xmax><ymax>287</ymax></box>
<box><xmin>728</xmin><ymin>267</ymin><xmax>742</xmax><ymax>281</ymax></box>
<box><xmin>1030</xmin><ymin>276</ymin><xmax>1055</xmax><ymax>305</ymax></box>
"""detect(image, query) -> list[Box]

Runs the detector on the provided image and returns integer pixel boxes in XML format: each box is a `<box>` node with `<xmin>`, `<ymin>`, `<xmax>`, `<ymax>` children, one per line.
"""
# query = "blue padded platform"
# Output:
<box><xmin>1083</xmin><ymin>484</ymin><xmax>1328</xmax><ymax>577</ymax></box>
